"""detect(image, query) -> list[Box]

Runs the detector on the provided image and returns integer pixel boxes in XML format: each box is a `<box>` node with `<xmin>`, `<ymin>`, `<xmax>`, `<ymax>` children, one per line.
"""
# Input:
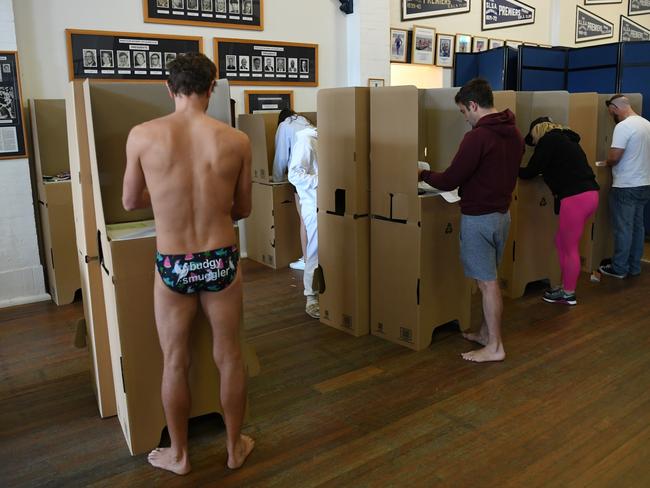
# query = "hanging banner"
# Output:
<box><xmin>402</xmin><ymin>0</ymin><xmax>470</xmax><ymax>21</ymax></box>
<box><xmin>575</xmin><ymin>6</ymin><xmax>614</xmax><ymax>43</ymax></box>
<box><xmin>620</xmin><ymin>15</ymin><xmax>650</xmax><ymax>41</ymax></box>
<box><xmin>481</xmin><ymin>0</ymin><xmax>535</xmax><ymax>31</ymax></box>
<box><xmin>585</xmin><ymin>1</ymin><xmax>622</xmax><ymax>5</ymax></box>
<box><xmin>629</xmin><ymin>0</ymin><xmax>650</xmax><ymax>16</ymax></box>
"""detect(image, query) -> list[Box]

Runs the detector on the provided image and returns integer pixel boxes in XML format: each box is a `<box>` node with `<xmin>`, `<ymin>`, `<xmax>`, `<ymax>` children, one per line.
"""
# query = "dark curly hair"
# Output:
<box><xmin>167</xmin><ymin>52</ymin><xmax>217</xmax><ymax>96</ymax></box>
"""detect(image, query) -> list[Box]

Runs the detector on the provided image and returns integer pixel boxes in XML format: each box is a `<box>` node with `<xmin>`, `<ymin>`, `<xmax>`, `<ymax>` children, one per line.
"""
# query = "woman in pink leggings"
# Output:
<box><xmin>519</xmin><ymin>117</ymin><xmax>600</xmax><ymax>305</ymax></box>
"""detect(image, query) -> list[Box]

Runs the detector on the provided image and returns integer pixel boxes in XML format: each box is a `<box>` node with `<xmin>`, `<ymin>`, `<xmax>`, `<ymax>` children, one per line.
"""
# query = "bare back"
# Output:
<box><xmin>126</xmin><ymin>110</ymin><xmax>251</xmax><ymax>254</ymax></box>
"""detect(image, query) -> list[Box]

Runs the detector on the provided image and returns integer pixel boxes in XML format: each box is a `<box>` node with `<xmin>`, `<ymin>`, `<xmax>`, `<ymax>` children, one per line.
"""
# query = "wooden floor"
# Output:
<box><xmin>2</xmin><ymin>259</ymin><xmax>650</xmax><ymax>487</ymax></box>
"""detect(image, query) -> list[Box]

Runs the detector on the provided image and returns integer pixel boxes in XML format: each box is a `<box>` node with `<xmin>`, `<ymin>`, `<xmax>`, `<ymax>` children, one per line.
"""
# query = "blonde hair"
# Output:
<box><xmin>531</xmin><ymin>121</ymin><xmax>566</xmax><ymax>145</ymax></box>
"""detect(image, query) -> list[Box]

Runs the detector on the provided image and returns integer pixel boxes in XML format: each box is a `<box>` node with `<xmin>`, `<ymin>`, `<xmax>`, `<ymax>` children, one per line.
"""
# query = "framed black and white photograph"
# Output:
<box><xmin>489</xmin><ymin>39</ymin><xmax>505</xmax><ymax>49</ymax></box>
<box><xmin>144</xmin><ymin>0</ymin><xmax>263</xmax><ymax>30</ymax></box>
<box><xmin>251</xmin><ymin>55</ymin><xmax>262</xmax><ymax>72</ymax></box>
<box><xmin>576</xmin><ymin>6</ymin><xmax>614</xmax><ymax>43</ymax></box>
<box><xmin>412</xmin><ymin>25</ymin><xmax>435</xmax><ymax>65</ymax></box>
<box><xmin>456</xmin><ymin>33</ymin><xmax>472</xmax><ymax>53</ymax></box>
<box><xmin>368</xmin><ymin>78</ymin><xmax>385</xmax><ymax>88</ymax></box>
<box><xmin>82</xmin><ymin>49</ymin><xmax>97</xmax><ymax>68</ymax></box>
<box><xmin>620</xmin><ymin>15</ymin><xmax>650</xmax><ymax>41</ymax></box>
<box><xmin>435</xmin><ymin>33</ymin><xmax>455</xmax><ymax>67</ymax></box>
<box><xmin>473</xmin><ymin>36</ymin><xmax>488</xmax><ymax>52</ymax></box>
<box><xmin>390</xmin><ymin>28</ymin><xmax>408</xmax><ymax>63</ymax></box>
<box><xmin>149</xmin><ymin>52</ymin><xmax>163</xmax><ymax>69</ymax></box>
<box><xmin>244</xmin><ymin>90</ymin><xmax>293</xmax><ymax>113</ymax></box>
<box><xmin>0</xmin><ymin>52</ymin><xmax>27</xmax><ymax>159</ymax></box>
<box><xmin>482</xmin><ymin>0</ymin><xmax>536</xmax><ymax>31</ymax></box>
<box><xmin>67</xmin><ymin>29</ymin><xmax>202</xmax><ymax>81</ymax></box>
<box><xmin>629</xmin><ymin>0</ymin><xmax>650</xmax><ymax>16</ymax></box>
<box><xmin>215</xmin><ymin>38</ymin><xmax>318</xmax><ymax>86</ymax></box>
<box><xmin>117</xmin><ymin>50</ymin><xmax>131</xmax><ymax>68</ymax></box>
<box><xmin>226</xmin><ymin>54</ymin><xmax>237</xmax><ymax>71</ymax></box>
<box><xmin>239</xmin><ymin>55</ymin><xmax>250</xmax><ymax>71</ymax></box>
<box><xmin>100</xmin><ymin>50</ymin><xmax>114</xmax><ymax>68</ymax></box>
<box><xmin>164</xmin><ymin>52</ymin><xmax>177</xmax><ymax>68</ymax></box>
<box><xmin>402</xmin><ymin>0</ymin><xmax>471</xmax><ymax>21</ymax></box>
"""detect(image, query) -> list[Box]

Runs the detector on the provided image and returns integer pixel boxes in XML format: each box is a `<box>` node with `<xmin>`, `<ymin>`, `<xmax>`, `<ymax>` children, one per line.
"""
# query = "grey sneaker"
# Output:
<box><xmin>599</xmin><ymin>264</ymin><xmax>626</xmax><ymax>279</ymax></box>
<box><xmin>306</xmin><ymin>300</ymin><xmax>320</xmax><ymax>319</ymax></box>
<box><xmin>542</xmin><ymin>288</ymin><xmax>577</xmax><ymax>305</ymax></box>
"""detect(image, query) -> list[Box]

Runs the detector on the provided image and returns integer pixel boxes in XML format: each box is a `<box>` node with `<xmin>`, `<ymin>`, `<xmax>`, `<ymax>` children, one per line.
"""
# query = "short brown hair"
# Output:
<box><xmin>167</xmin><ymin>52</ymin><xmax>217</xmax><ymax>96</ymax></box>
<box><xmin>454</xmin><ymin>78</ymin><xmax>494</xmax><ymax>109</ymax></box>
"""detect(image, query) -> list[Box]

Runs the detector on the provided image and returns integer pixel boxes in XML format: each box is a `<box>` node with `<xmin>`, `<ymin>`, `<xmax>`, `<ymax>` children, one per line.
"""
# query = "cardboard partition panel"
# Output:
<box><xmin>66</xmin><ymin>80</ymin><xmax>115</xmax><ymax>418</ymax></box>
<box><xmin>30</xmin><ymin>98</ymin><xmax>80</xmax><ymax>306</ymax></box>
<box><xmin>238</xmin><ymin>111</ymin><xmax>317</xmax><ymax>183</ymax></box>
<box><xmin>370</xmin><ymin>195</ymin><xmax>471</xmax><ymax>351</ymax></box>
<box><xmin>318</xmin><ymin>213</ymin><xmax>369</xmax><ymax>337</ymax></box>
<box><xmin>83</xmin><ymin>80</ymin><xmax>259</xmax><ymax>454</ymax></box>
<box><xmin>246</xmin><ymin>182</ymin><xmax>302</xmax><ymax>269</ymax></box>
<box><xmin>317</xmin><ymin>87</ymin><xmax>370</xmax><ymax>217</ymax></box>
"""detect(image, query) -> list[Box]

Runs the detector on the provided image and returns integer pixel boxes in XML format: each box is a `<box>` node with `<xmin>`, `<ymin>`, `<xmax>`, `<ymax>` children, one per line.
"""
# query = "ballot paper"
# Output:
<box><xmin>107</xmin><ymin>219</ymin><xmax>156</xmax><ymax>241</ymax></box>
<box><xmin>417</xmin><ymin>161</ymin><xmax>461</xmax><ymax>203</ymax></box>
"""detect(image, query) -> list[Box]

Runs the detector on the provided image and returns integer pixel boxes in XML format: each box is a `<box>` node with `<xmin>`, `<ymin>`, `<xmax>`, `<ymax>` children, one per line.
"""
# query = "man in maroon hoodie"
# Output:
<box><xmin>419</xmin><ymin>79</ymin><xmax>524</xmax><ymax>362</ymax></box>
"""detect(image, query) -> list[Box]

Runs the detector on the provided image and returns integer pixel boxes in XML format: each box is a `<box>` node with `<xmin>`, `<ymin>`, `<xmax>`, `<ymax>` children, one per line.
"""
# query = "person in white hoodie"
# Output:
<box><xmin>288</xmin><ymin>126</ymin><xmax>319</xmax><ymax>318</ymax></box>
<box><xmin>273</xmin><ymin>109</ymin><xmax>313</xmax><ymax>270</ymax></box>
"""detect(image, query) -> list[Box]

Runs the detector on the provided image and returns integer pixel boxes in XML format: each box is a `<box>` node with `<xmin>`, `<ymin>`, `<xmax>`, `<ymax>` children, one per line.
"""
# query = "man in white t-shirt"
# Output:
<box><xmin>598</xmin><ymin>95</ymin><xmax>650</xmax><ymax>279</ymax></box>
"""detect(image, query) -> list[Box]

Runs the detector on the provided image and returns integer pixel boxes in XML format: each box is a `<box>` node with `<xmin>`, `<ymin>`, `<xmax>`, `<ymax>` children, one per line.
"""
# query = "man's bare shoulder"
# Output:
<box><xmin>206</xmin><ymin>119</ymin><xmax>250</xmax><ymax>147</ymax></box>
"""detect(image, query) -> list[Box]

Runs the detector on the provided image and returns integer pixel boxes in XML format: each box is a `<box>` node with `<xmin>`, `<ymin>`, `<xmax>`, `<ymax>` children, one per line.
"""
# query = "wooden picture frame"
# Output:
<box><xmin>411</xmin><ymin>25</ymin><xmax>436</xmax><ymax>65</ymax></box>
<box><xmin>506</xmin><ymin>39</ymin><xmax>523</xmax><ymax>48</ymax></box>
<box><xmin>455</xmin><ymin>34</ymin><xmax>473</xmax><ymax>54</ymax></box>
<box><xmin>244</xmin><ymin>90</ymin><xmax>293</xmax><ymax>113</ymax></box>
<box><xmin>143</xmin><ymin>0</ymin><xmax>264</xmax><ymax>30</ymax></box>
<box><xmin>489</xmin><ymin>39</ymin><xmax>504</xmax><ymax>49</ymax></box>
<box><xmin>402</xmin><ymin>0</ymin><xmax>471</xmax><ymax>21</ymax></box>
<box><xmin>214</xmin><ymin>38</ymin><xmax>318</xmax><ymax>87</ymax></box>
<box><xmin>0</xmin><ymin>51</ymin><xmax>28</xmax><ymax>159</ymax></box>
<box><xmin>66</xmin><ymin>29</ymin><xmax>203</xmax><ymax>82</ymax></box>
<box><xmin>473</xmin><ymin>36</ymin><xmax>488</xmax><ymax>52</ymax></box>
<box><xmin>435</xmin><ymin>33</ymin><xmax>455</xmax><ymax>68</ymax></box>
<box><xmin>390</xmin><ymin>28</ymin><xmax>408</xmax><ymax>63</ymax></box>
<box><xmin>368</xmin><ymin>78</ymin><xmax>385</xmax><ymax>88</ymax></box>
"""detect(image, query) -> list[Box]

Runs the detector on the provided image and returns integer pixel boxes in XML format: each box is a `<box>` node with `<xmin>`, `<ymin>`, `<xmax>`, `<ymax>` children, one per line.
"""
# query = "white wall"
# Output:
<box><xmin>556</xmin><ymin>0</ymin><xmax>650</xmax><ymax>48</ymax></box>
<box><xmin>347</xmin><ymin>0</ymin><xmax>391</xmax><ymax>86</ymax></box>
<box><xmin>14</xmin><ymin>0</ymin><xmax>349</xmax><ymax>113</ymax></box>
<box><xmin>0</xmin><ymin>0</ymin><xmax>48</xmax><ymax>307</ymax></box>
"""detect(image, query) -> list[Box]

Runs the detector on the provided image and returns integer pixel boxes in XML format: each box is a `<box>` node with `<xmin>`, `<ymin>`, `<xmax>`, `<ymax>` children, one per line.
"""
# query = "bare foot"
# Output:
<box><xmin>462</xmin><ymin>330</ymin><xmax>489</xmax><ymax>346</ymax></box>
<box><xmin>227</xmin><ymin>434</ymin><xmax>255</xmax><ymax>469</ymax></box>
<box><xmin>148</xmin><ymin>448</ymin><xmax>191</xmax><ymax>475</ymax></box>
<box><xmin>461</xmin><ymin>344</ymin><xmax>505</xmax><ymax>363</ymax></box>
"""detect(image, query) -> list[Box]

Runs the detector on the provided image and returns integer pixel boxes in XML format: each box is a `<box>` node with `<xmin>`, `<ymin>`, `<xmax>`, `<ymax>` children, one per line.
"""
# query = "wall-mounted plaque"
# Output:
<box><xmin>482</xmin><ymin>0</ymin><xmax>535</xmax><ymax>31</ymax></box>
<box><xmin>143</xmin><ymin>0</ymin><xmax>263</xmax><ymax>30</ymax></box>
<box><xmin>0</xmin><ymin>52</ymin><xmax>27</xmax><ymax>159</ymax></box>
<box><xmin>575</xmin><ymin>6</ymin><xmax>614</xmax><ymax>43</ymax></box>
<box><xmin>402</xmin><ymin>0</ymin><xmax>471</xmax><ymax>21</ymax></box>
<box><xmin>66</xmin><ymin>29</ymin><xmax>203</xmax><ymax>81</ymax></box>
<box><xmin>214</xmin><ymin>38</ymin><xmax>318</xmax><ymax>86</ymax></box>
<box><xmin>245</xmin><ymin>90</ymin><xmax>293</xmax><ymax>113</ymax></box>
<box><xmin>620</xmin><ymin>15</ymin><xmax>650</xmax><ymax>41</ymax></box>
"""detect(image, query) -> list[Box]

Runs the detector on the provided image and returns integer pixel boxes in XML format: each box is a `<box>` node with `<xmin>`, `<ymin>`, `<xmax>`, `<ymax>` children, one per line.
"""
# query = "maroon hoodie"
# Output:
<box><xmin>421</xmin><ymin>109</ymin><xmax>524</xmax><ymax>216</ymax></box>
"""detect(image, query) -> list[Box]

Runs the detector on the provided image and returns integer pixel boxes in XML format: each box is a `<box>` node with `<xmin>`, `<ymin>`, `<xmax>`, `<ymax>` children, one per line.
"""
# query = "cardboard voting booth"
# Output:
<box><xmin>369</xmin><ymin>86</ymin><xmax>473</xmax><ymax>351</ymax></box>
<box><xmin>499</xmin><ymin>91</ymin><xmax>567</xmax><ymax>298</ymax></box>
<box><xmin>317</xmin><ymin>87</ymin><xmax>370</xmax><ymax>337</ymax></box>
<box><xmin>81</xmin><ymin>80</ymin><xmax>258</xmax><ymax>455</ymax></box>
<box><xmin>66</xmin><ymin>82</ymin><xmax>116</xmax><ymax>418</ymax></box>
<box><xmin>30</xmin><ymin>99</ymin><xmax>81</xmax><ymax>305</ymax></box>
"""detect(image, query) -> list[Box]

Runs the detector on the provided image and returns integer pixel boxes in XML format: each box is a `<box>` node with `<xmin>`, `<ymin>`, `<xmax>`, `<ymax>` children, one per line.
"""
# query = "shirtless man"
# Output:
<box><xmin>122</xmin><ymin>52</ymin><xmax>254</xmax><ymax>475</ymax></box>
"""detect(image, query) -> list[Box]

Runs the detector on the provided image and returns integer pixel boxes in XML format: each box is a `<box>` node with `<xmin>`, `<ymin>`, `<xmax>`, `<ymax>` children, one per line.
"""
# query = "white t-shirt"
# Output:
<box><xmin>611</xmin><ymin>115</ymin><xmax>650</xmax><ymax>188</ymax></box>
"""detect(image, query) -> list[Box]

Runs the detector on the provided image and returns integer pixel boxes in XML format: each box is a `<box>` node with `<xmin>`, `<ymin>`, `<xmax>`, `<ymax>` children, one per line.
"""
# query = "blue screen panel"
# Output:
<box><xmin>568</xmin><ymin>43</ymin><xmax>619</xmax><ymax>69</ymax></box>
<box><xmin>506</xmin><ymin>47</ymin><xmax>519</xmax><ymax>90</ymax></box>
<box><xmin>520</xmin><ymin>69</ymin><xmax>565</xmax><ymax>91</ymax></box>
<box><xmin>478</xmin><ymin>48</ymin><xmax>506</xmax><ymax>89</ymax></box>
<box><xmin>454</xmin><ymin>53</ymin><xmax>478</xmax><ymax>87</ymax></box>
<box><xmin>621</xmin><ymin>41</ymin><xmax>650</xmax><ymax>64</ymax></box>
<box><xmin>521</xmin><ymin>46</ymin><xmax>566</xmax><ymax>69</ymax></box>
<box><xmin>567</xmin><ymin>67</ymin><xmax>618</xmax><ymax>93</ymax></box>
<box><xmin>619</xmin><ymin>66</ymin><xmax>650</xmax><ymax>118</ymax></box>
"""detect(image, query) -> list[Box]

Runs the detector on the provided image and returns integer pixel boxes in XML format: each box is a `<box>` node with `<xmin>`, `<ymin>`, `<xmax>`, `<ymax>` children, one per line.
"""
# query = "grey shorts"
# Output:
<box><xmin>460</xmin><ymin>212</ymin><xmax>511</xmax><ymax>282</ymax></box>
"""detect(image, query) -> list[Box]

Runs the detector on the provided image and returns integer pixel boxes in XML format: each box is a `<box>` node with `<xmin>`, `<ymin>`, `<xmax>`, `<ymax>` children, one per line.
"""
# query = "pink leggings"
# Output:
<box><xmin>555</xmin><ymin>190</ymin><xmax>599</xmax><ymax>291</ymax></box>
